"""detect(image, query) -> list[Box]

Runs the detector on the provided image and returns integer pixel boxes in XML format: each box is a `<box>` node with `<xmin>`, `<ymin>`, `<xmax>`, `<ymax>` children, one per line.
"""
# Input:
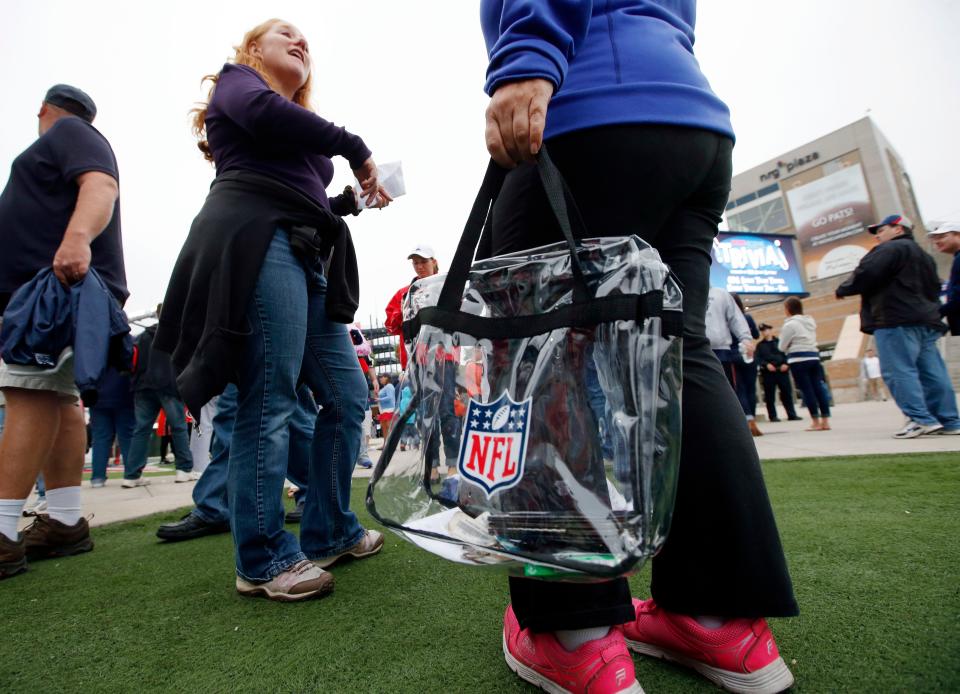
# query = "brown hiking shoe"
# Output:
<box><xmin>235</xmin><ymin>560</ymin><xmax>335</xmax><ymax>602</ymax></box>
<box><xmin>23</xmin><ymin>514</ymin><xmax>94</xmax><ymax>560</ymax></box>
<box><xmin>0</xmin><ymin>533</ymin><xmax>27</xmax><ymax>579</ymax></box>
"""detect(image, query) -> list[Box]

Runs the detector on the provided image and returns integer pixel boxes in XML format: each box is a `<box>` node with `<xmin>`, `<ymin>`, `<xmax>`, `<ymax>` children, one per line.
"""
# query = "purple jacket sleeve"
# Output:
<box><xmin>213</xmin><ymin>64</ymin><xmax>372</xmax><ymax>169</ymax></box>
<box><xmin>482</xmin><ymin>0</ymin><xmax>593</xmax><ymax>95</ymax></box>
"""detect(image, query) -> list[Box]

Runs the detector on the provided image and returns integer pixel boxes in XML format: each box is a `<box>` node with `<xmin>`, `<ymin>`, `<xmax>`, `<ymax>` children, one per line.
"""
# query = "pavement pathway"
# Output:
<box><xmin>753</xmin><ymin>396</ymin><xmax>960</xmax><ymax>459</ymax></box>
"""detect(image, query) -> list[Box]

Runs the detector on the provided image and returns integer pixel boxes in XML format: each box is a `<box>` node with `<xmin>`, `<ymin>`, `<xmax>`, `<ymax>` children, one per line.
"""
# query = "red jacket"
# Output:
<box><xmin>384</xmin><ymin>285</ymin><xmax>409</xmax><ymax>368</ymax></box>
<box><xmin>385</xmin><ymin>281</ymin><xmax>460</xmax><ymax>371</ymax></box>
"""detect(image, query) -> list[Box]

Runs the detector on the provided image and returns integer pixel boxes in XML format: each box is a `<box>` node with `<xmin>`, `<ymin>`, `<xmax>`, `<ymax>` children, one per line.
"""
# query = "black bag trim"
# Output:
<box><xmin>402</xmin><ymin>291</ymin><xmax>681</xmax><ymax>341</ymax></box>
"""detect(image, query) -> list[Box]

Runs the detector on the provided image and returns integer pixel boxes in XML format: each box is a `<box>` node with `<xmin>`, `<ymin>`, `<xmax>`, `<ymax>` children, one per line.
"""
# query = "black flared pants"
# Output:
<box><xmin>486</xmin><ymin>124</ymin><xmax>799</xmax><ymax>630</ymax></box>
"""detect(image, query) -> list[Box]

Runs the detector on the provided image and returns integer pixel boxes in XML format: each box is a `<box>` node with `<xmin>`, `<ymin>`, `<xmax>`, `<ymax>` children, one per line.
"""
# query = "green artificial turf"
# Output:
<box><xmin>2</xmin><ymin>453</ymin><xmax>958</xmax><ymax>693</ymax></box>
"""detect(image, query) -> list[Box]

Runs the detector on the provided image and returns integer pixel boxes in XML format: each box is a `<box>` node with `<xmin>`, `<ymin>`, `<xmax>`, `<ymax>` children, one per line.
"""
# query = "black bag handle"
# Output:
<box><xmin>436</xmin><ymin>146</ymin><xmax>592</xmax><ymax>313</ymax></box>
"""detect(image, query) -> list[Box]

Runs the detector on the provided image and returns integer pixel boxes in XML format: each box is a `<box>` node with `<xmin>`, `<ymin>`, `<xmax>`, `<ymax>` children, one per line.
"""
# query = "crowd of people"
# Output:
<box><xmin>0</xmin><ymin>4</ymin><xmax>958</xmax><ymax>694</ymax></box>
<box><xmin>708</xmin><ymin>289</ymin><xmax>830</xmax><ymax>435</ymax></box>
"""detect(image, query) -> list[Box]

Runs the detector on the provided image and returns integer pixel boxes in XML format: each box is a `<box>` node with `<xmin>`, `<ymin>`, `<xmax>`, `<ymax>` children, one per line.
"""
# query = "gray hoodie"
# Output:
<box><xmin>779</xmin><ymin>314</ymin><xmax>819</xmax><ymax>361</ymax></box>
<box><xmin>706</xmin><ymin>287</ymin><xmax>751</xmax><ymax>351</ymax></box>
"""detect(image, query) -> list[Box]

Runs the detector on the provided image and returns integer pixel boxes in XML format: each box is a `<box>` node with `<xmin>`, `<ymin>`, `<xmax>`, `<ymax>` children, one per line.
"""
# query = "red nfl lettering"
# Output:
<box><xmin>465</xmin><ymin>434</ymin><xmax>491</xmax><ymax>477</ymax></box>
<box><xmin>502</xmin><ymin>438</ymin><xmax>516</xmax><ymax>477</ymax></box>
<box><xmin>489</xmin><ymin>437</ymin><xmax>506</xmax><ymax>481</ymax></box>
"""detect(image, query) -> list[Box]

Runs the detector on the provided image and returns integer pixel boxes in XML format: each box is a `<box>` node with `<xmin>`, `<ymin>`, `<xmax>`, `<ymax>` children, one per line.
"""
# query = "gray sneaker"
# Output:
<box><xmin>312</xmin><ymin>529</ymin><xmax>384</xmax><ymax>569</ymax></box>
<box><xmin>235</xmin><ymin>560</ymin><xmax>334</xmax><ymax>602</ymax></box>
<box><xmin>893</xmin><ymin>421</ymin><xmax>943</xmax><ymax>439</ymax></box>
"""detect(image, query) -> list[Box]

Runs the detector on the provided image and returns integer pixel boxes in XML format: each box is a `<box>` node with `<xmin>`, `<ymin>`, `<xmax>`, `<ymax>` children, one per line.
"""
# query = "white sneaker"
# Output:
<box><xmin>934</xmin><ymin>427</ymin><xmax>960</xmax><ymax>435</ymax></box>
<box><xmin>22</xmin><ymin>498</ymin><xmax>48</xmax><ymax>516</ymax></box>
<box><xmin>90</xmin><ymin>479</ymin><xmax>106</xmax><ymax>488</ymax></box>
<box><xmin>121</xmin><ymin>477</ymin><xmax>151</xmax><ymax>488</ymax></box>
<box><xmin>235</xmin><ymin>560</ymin><xmax>334</xmax><ymax>601</ymax></box>
<box><xmin>893</xmin><ymin>421</ymin><xmax>943</xmax><ymax>439</ymax></box>
<box><xmin>164</xmin><ymin>454</ymin><xmax>176</xmax><ymax>463</ymax></box>
<box><xmin>175</xmin><ymin>470</ymin><xmax>200</xmax><ymax>483</ymax></box>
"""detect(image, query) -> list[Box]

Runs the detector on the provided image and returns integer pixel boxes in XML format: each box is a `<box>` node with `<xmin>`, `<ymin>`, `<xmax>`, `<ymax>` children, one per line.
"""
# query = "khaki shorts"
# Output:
<box><xmin>0</xmin><ymin>348</ymin><xmax>79</xmax><ymax>402</ymax></box>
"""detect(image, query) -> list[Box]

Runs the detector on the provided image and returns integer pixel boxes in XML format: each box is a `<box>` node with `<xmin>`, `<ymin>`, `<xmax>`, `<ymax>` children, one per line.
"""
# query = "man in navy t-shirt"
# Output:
<box><xmin>0</xmin><ymin>84</ymin><xmax>126</xmax><ymax>579</ymax></box>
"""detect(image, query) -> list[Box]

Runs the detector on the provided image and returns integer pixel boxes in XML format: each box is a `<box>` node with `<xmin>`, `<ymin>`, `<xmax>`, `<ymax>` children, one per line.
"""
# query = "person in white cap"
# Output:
<box><xmin>384</xmin><ymin>245</ymin><xmax>463</xmax><ymax>478</ymax></box>
<box><xmin>836</xmin><ymin>214</ymin><xmax>960</xmax><ymax>437</ymax></box>
<box><xmin>384</xmin><ymin>245</ymin><xmax>439</xmax><ymax>371</ymax></box>
<box><xmin>929</xmin><ymin>222</ymin><xmax>960</xmax><ymax>335</ymax></box>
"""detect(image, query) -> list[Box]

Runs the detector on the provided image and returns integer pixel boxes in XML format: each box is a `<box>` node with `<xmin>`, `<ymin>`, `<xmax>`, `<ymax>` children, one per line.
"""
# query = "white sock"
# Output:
<box><xmin>0</xmin><ymin>498</ymin><xmax>28</xmax><ymax>541</ymax></box>
<box><xmin>554</xmin><ymin>626</ymin><xmax>611</xmax><ymax>651</ymax></box>
<box><xmin>46</xmin><ymin>486</ymin><xmax>82</xmax><ymax>526</ymax></box>
<box><xmin>694</xmin><ymin>615</ymin><xmax>727</xmax><ymax>629</ymax></box>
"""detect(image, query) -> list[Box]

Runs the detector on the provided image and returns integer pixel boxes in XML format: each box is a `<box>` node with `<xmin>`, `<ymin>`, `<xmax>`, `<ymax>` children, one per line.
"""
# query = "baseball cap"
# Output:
<box><xmin>44</xmin><ymin>84</ymin><xmax>97</xmax><ymax>123</ymax></box>
<box><xmin>867</xmin><ymin>214</ymin><xmax>912</xmax><ymax>234</ymax></box>
<box><xmin>929</xmin><ymin>222</ymin><xmax>960</xmax><ymax>236</ymax></box>
<box><xmin>407</xmin><ymin>244</ymin><xmax>435</xmax><ymax>259</ymax></box>
<box><xmin>758</xmin><ymin>323</ymin><xmax>773</xmax><ymax>330</ymax></box>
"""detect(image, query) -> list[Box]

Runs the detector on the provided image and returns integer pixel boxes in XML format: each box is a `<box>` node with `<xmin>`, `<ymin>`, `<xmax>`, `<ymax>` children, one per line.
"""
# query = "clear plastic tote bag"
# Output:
<box><xmin>367</xmin><ymin>149</ymin><xmax>683</xmax><ymax>580</ymax></box>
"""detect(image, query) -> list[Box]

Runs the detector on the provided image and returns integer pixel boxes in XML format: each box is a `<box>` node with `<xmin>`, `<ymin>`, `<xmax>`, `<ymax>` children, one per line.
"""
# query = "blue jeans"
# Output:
<box><xmin>229</xmin><ymin>230</ymin><xmax>366</xmax><ymax>582</ymax></box>
<box><xmin>874</xmin><ymin>326</ymin><xmax>960</xmax><ymax>428</ymax></box>
<box><xmin>125</xmin><ymin>390</ymin><xmax>193</xmax><ymax>478</ymax></box>
<box><xmin>788</xmin><ymin>360</ymin><xmax>831</xmax><ymax>418</ymax></box>
<box><xmin>192</xmin><ymin>383</ymin><xmax>314</xmax><ymax>525</ymax></box>
<box><xmin>439</xmin><ymin>361</ymin><xmax>462</xmax><ymax>459</ymax></box>
<box><xmin>427</xmin><ymin>360</ymin><xmax>464</xmax><ymax>469</ymax></box>
<box><xmin>584</xmin><ymin>346</ymin><xmax>614</xmax><ymax>460</ymax></box>
<box><xmin>89</xmin><ymin>406</ymin><xmax>135</xmax><ymax>481</ymax></box>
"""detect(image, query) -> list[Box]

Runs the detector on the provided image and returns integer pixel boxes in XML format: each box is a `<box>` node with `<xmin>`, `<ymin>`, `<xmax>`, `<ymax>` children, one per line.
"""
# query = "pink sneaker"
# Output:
<box><xmin>502</xmin><ymin>605</ymin><xmax>644</xmax><ymax>694</ymax></box>
<box><xmin>622</xmin><ymin>599</ymin><xmax>794</xmax><ymax>694</ymax></box>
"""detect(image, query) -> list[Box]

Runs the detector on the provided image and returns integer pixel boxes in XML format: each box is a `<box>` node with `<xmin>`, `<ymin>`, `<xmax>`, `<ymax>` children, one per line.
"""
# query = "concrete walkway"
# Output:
<box><xmin>20</xmin><ymin>397</ymin><xmax>957</xmax><ymax>531</ymax></box>
<box><xmin>754</xmin><ymin>396</ymin><xmax>960</xmax><ymax>459</ymax></box>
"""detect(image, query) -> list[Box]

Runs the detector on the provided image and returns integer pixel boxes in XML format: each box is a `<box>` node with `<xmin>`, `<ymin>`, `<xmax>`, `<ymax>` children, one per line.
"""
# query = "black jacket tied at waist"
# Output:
<box><xmin>153</xmin><ymin>170</ymin><xmax>360</xmax><ymax>415</ymax></box>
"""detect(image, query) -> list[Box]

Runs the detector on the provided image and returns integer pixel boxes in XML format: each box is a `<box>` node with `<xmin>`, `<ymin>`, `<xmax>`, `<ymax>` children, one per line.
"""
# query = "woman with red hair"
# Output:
<box><xmin>157</xmin><ymin>19</ymin><xmax>389</xmax><ymax>601</ymax></box>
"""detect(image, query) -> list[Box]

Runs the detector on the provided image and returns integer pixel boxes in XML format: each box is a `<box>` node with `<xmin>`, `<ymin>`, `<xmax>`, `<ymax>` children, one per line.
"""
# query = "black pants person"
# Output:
<box><xmin>734</xmin><ymin>360</ymin><xmax>759</xmax><ymax>418</ymax></box>
<box><xmin>487</xmin><ymin>124</ymin><xmax>798</xmax><ymax>631</ymax></box>
<box><xmin>762</xmin><ymin>370</ymin><xmax>798</xmax><ymax>420</ymax></box>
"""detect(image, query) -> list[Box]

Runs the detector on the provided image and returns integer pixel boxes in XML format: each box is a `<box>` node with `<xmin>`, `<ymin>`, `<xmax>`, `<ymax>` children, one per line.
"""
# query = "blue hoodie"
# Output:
<box><xmin>481</xmin><ymin>0</ymin><xmax>733</xmax><ymax>141</ymax></box>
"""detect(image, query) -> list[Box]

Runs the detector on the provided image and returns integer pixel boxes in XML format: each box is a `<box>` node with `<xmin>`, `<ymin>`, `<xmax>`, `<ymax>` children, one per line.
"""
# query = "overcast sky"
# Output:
<box><xmin>2</xmin><ymin>1</ymin><xmax>958</xmax><ymax>325</ymax></box>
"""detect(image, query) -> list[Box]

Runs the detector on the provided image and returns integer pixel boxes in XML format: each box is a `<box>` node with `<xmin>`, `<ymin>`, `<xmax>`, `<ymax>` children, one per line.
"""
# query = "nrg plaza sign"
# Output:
<box><xmin>760</xmin><ymin>152</ymin><xmax>820</xmax><ymax>183</ymax></box>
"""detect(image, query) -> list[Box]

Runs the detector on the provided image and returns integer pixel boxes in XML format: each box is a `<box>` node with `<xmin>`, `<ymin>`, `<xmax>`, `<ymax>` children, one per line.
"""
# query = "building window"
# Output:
<box><xmin>727</xmin><ymin>197</ymin><xmax>789</xmax><ymax>233</ymax></box>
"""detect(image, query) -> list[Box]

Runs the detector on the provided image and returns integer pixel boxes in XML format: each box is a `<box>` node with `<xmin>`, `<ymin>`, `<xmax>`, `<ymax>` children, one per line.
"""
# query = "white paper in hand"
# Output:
<box><xmin>355</xmin><ymin>160</ymin><xmax>405</xmax><ymax>209</ymax></box>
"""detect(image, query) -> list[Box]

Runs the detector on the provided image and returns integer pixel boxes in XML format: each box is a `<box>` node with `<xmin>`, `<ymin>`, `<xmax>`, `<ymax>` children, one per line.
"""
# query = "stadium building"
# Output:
<box><xmin>720</xmin><ymin>117</ymin><xmax>958</xmax><ymax>401</ymax></box>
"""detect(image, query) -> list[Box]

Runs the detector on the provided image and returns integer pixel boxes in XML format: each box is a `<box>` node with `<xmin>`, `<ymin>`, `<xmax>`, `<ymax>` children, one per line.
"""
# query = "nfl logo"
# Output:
<box><xmin>457</xmin><ymin>392</ymin><xmax>532</xmax><ymax>496</ymax></box>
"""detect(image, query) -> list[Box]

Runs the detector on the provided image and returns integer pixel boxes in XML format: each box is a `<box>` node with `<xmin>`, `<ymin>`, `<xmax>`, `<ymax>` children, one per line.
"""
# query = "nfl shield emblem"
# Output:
<box><xmin>457</xmin><ymin>392</ymin><xmax>532</xmax><ymax>496</ymax></box>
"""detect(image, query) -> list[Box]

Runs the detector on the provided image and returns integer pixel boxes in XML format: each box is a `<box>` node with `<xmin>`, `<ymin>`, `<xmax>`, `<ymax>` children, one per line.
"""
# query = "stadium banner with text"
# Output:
<box><xmin>780</xmin><ymin>151</ymin><xmax>877</xmax><ymax>281</ymax></box>
<box><xmin>711</xmin><ymin>232</ymin><xmax>806</xmax><ymax>295</ymax></box>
